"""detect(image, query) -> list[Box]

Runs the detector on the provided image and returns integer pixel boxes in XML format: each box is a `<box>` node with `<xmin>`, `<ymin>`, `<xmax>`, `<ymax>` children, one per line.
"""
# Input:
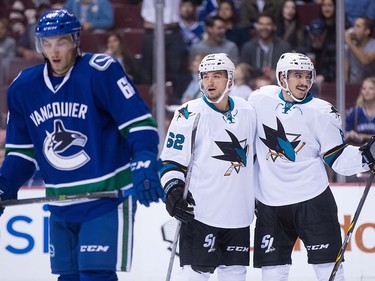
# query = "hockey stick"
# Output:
<box><xmin>329</xmin><ymin>169</ymin><xmax>375</xmax><ymax>281</ymax></box>
<box><xmin>0</xmin><ymin>189</ymin><xmax>130</xmax><ymax>207</ymax></box>
<box><xmin>166</xmin><ymin>112</ymin><xmax>201</xmax><ymax>281</ymax></box>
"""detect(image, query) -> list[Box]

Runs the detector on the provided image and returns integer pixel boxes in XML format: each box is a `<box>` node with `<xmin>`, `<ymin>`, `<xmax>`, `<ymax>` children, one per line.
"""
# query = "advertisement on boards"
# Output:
<box><xmin>0</xmin><ymin>185</ymin><xmax>374</xmax><ymax>281</ymax></box>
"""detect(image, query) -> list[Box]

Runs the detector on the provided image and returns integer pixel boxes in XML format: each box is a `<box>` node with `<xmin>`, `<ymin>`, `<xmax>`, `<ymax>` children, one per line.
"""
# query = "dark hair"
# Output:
<box><xmin>358</xmin><ymin>16</ymin><xmax>375</xmax><ymax>36</ymax></box>
<box><xmin>257</xmin><ymin>12</ymin><xmax>276</xmax><ymax>24</ymax></box>
<box><xmin>205</xmin><ymin>15</ymin><xmax>226</xmax><ymax>28</ymax></box>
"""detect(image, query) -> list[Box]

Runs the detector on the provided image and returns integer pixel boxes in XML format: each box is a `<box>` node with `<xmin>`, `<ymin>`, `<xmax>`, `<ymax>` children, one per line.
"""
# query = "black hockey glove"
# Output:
<box><xmin>360</xmin><ymin>136</ymin><xmax>375</xmax><ymax>167</ymax></box>
<box><xmin>165</xmin><ymin>179</ymin><xmax>195</xmax><ymax>223</ymax></box>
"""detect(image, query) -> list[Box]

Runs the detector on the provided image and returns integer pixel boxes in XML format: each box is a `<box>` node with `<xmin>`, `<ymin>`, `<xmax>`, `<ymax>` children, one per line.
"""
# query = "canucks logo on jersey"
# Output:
<box><xmin>212</xmin><ymin>129</ymin><xmax>248</xmax><ymax>176</ymax></box>
<box><xmin>43</xmin><ymin>119</ymin><xmax>90</xmax><ymax>170</ymax></box>
<box><xmin>260</xmin><ymin>117</ymin><xmax>305</xmax><ymax>162</ymax></box>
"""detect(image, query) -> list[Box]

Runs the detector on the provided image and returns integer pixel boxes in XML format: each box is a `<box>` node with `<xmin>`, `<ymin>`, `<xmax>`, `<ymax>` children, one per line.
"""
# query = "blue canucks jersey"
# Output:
<box><xmin>3</xmin><ymin>53</ymin><xmax>159</xmax><ymax>221</ymax></box>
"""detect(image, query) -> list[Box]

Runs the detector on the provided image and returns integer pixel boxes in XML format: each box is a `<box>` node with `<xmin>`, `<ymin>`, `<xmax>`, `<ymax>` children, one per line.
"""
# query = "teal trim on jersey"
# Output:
<box><xmin>323</xmin><ymin>143</ymin><xmax>348</xmax><ymax>167</ymax></box>
<box><xmin>46</xmin><ymin>167</ymin><xmax>133</xmax><ymax>196</ymax></box>
<box><xmin>203</xmin><ymin>95</ymin><xmax>234</xmax><ymax>113</ymax></box>
<box><xmin>120</xmin><ymin>117</ymin><xmax>157</xmax><ymax>137</ymax></box>
<box><xmin>160</xmin><ymin>161</ymin><xmax>187</xmax><ymax>177</ymax></box>
<box><xmin>5</xmin><ymin>147</ymin><xmax>35</xmax><ymax>159</ymax></box>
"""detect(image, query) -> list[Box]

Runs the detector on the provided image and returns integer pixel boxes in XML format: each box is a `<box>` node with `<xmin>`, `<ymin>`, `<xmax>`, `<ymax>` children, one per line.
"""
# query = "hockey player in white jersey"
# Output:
<box><xmin>0</xmin><ymin>9</ymin><xmax>163</xmax><ymax>281</ymax></box>
<box><xmin>248</xmin><ymin>52</ymin><xmax>375</xmax><ymax>281</ymax></box>
<box><xmin>160</xmin><ymin>53</ymin><xmax>257</xmax><ymax>281</ymax></box>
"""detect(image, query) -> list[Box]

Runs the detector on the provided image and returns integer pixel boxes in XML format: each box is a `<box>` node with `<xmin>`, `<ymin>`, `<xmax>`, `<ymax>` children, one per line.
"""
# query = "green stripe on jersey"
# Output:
<box><xmin>46</xmin><ymin>167</ymin><xmax>133</xmax><ymax>196</ymax></box>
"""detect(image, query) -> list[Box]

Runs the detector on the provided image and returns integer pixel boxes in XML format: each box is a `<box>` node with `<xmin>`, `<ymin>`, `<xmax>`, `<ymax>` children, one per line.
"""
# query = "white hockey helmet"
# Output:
<box><xmin>276</xmin><ymin>52</ymin><xmax>315</xmax><ymax>102</ymax></box>
<box><xmin>198</xmin><ymin>53</ymin><xmax>235</xmax><ymax>103</ymax></box>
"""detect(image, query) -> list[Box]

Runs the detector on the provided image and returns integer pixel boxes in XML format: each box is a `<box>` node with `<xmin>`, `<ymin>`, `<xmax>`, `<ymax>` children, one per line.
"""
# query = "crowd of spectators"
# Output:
<box><xmin>0</xmin><ymin>0</ymin><xmax>375</xmax><ymax>183</ymax></box>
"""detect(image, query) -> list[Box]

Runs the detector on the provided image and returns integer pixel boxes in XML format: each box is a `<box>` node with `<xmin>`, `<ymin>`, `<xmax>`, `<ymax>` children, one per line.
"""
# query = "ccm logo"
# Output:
<box><xmin>80</xmin><ymin>245</ymin><xmax>110</xmax><ymax>252</ymax></box>
<box><xmin>306</xmin><ymin>244</ymin><xmax>329</xmax><ymax>251</ymax></box>
<box><xmin>226</xmin><ymin>246</ymin><xmax>250</xmax><ymax>252</ymax></box>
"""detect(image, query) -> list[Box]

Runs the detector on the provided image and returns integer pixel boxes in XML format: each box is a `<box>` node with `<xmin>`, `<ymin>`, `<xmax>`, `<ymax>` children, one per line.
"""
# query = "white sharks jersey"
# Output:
<box><xmin>160</xmin><ymin>96</ymin><xmax>257</xmax><ymax>228</ymax></box>
<box><xmin>249</xmin><ymin>85</ymin><xmax>368</xmax><ymax>206</ymax></box>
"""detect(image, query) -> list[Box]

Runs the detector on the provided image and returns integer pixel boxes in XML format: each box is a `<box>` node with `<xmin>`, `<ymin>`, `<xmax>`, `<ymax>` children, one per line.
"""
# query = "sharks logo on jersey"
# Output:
<box><xmin>177</xmin><ymin>105</ymin><xmax>195</xmax><ymax>120</ymax></box>
<box><xmin>43</xmin><ymin>119</ymin><xmax>90</xmax><ymax>170</ymax></box>
<box><xmin>212</xmin><ymin>129</ymin><xmax>248</xmax><ymax>176</ymax></box>
<box><xmin>330</xmin><ymin>105</ymin><xmax>340</xmax><ymax>118</ymax></box>
<box><xmin>260</xmin><ymin>117</ymin><xmax>305</xmax><ymax>162</ymax></box>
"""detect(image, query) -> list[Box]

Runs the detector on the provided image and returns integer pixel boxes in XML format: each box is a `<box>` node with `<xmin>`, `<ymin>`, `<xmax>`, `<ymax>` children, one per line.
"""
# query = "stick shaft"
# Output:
<box><xmin>166</xmin><ymin>113</ymin><xmax>200</xmax><ymax>281</ymax></box>
<box><xmin>0</xmin><ymin>190</ymin><xmax>123</xmax><ymax>207</ymax></box>
<box><xmin>329</xmin><ymin>171</ymin><xmax>374</xmax><ymax>281</ymax></box>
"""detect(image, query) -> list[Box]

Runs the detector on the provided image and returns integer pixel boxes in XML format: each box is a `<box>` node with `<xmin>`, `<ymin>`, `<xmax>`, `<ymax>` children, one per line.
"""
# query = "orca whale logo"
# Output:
<box><xmin>43</xmin><ymin>119</ymin><xmax>90</xmax><ymax>170</ymax></box>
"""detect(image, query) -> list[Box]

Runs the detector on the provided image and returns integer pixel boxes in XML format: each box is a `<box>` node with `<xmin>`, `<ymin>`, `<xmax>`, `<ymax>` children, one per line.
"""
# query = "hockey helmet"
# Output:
<box><xmin>276</xmin><ymin>52</ymin><xmax>315</xmax><ymax>102</ymax></box>
<box><xmin>35</xmin><ymin>9</ymin><xmax>81</xmax><ymax>53</ymax></box>
<box><xmin>198</xmin><ymin>53</ymin><xmax>235</xmax><ymax>80</ymax></box>
<box><xmin>198</xmin><ymin>53</ymin><xmax>235</xmax><ymax>104</ymax></box>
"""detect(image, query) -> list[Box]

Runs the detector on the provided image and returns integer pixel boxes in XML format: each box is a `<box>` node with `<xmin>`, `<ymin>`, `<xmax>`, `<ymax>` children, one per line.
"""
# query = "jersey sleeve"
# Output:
<box><xmin>0</xmin><ymin>83</ymin><xmax>37</xmax><ymax>194</ymax></box>
<box><xmin>89</xmin><ymin>54</ymin><xmax>159</xmax><ymax>155</ymax></box>
<box><xmin>317</xmin><ymin>102</ymin><xmax>369</xmax><ymax>175</ymax></box>
<box><xmin>159</xmin><ymin>104</ymin><xmax>199</xmax><ymax>189</ymax></box>
<box><xmin>345</xmin><ymin>106</ymin><xmax>356</xmax><ymax>132</ymax></box>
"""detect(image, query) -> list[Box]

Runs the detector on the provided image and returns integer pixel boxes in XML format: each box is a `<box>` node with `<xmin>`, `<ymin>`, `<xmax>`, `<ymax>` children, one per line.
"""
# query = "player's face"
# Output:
<box><xmin>284</xmin><ymin>70</ymin><xmax>312</xmax><ymax>100</ymax></box>
<box><xmin>201</xmin><ymin>70</ymin><xmax>230</xmax><ymax>102</ymax></box>
<box><xmin>41</xmin><ymin>34</ymin><xmax>77</xmax><ymax>76</ymax></box>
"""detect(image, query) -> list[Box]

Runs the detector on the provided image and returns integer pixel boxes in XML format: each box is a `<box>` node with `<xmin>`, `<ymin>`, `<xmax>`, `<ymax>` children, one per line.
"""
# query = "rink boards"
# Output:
<box><xmin>0</xmin><ymin>184</ymin><xmax>374</xmax><ymax>281</ymax></box>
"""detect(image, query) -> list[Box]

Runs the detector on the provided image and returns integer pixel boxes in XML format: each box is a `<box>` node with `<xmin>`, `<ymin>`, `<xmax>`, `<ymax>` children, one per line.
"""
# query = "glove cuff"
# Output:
<box><xmin>164</xmin><ymin>179</ymin><xmax>185</xmax><ymax>195</ymax></box>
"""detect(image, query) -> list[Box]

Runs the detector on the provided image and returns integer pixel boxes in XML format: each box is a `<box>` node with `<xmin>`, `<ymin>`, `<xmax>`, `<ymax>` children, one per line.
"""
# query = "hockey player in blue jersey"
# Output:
<box><xmin>160</xmin><ymin>53</ymin><xmax>257</xmax><ymax>280</ymax></box>
<box><xmin>249</xmin><ymin>52</ymin><xmax>375</xmax><ymax>281</ymax></box>
<box><xmin>0</xmin><ymin>9</ymin><xmax>163</xmax><ymax>281</ymax></box>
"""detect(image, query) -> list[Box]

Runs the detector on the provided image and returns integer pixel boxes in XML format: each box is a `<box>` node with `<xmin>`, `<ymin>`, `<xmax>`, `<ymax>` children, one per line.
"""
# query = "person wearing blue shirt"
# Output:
<box><xmin>64</xmin><ymin>0</ymin><xmax>114</xmax><ymax>31</ymax></box>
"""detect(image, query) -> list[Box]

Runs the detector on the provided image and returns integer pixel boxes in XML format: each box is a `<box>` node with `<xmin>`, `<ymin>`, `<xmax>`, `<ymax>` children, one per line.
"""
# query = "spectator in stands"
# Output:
<box><xmin>231</xmin><ymin>62</ymin><xmax>253</xmax><ymax>99</ymax></box>
<box><xmin>217</xmin><ymin>0</ymin><xmax>250</xmax><ymax>51</ymax></box>
<box><xmin>240</xmin><ymin>13</ymin><xmax>291</xmax><ymax>81</ymax></box>
<box><xmin>275</xmin><ymin>0</ymin><xmax>304</xmax><ymax>52</ymax></box>
<box><xmin>104</xmin><ymin>30</ymin><xmax>142</xmax><ymax>84</ymax></box>
<box><xmin>179</xmin><ymin>0</ymin><xmax>205</xmax><ymax>49</ymax></box>
<box><xmin>141</xmin><ymin>0</ymin><xmax>191</xmax><ymax>103</ymax></box>
<box><xmin>254</xmin><ymin>74</ymin><xmax>272</xmax><ymax>89</ymax></box>
<box><xmin>16</xmin><ymin>0</ymin><xmax>51</xmax><ymax>61</ymax></box>
<box><xmin>64</xmin><ymin>0</ymin><xmax>114</xmax><ymax>31</ymax></box>
<box><xmin>345</xmin><ymin>16</ymin><xmax>375</xmax><ymax>83</ymax></box>
<box><xmin>0</xmin><ymin>17</ymin><xmax>16</xmax><ymax>84</ymax></box>
<box><xmin>305</xmin><ymin>18</ymin><xmax>336</xmax><ymax>83</ymax></box>
<box><xmin>8</xmin><ymin>0</ymin><xmax>35</xmax><ymax>39</ymax></box>
<box><xmin>346</xmin><ymin>77</ymin><xmax>375</xmax><ymax>146</ymax></box>
<box><xmin>345</xmin><ymin>0</ymin><xmax>375</xmax><ymax>28</ymax></box>
<box><xmin>189</xmin><ymin>15</ymin><xmax>239</xmax><ymax>65</ymax></box>
<box><xmin>197</xmin><ymin>0</ymin><xmax>219</xmax><ymax>22</ymax></box>
<box><xmin>181</xmin><ymin>52</ymin><xmax>206</xmax><ymax>103</ymax></box>
<box><xmin>238</xmin><ymin>0</ymin><xmax>283</xmax><ymax>27</ymax></box>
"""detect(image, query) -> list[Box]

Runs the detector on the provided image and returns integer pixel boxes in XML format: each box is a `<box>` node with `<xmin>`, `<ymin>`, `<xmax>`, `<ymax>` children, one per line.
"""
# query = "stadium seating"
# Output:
<box><xmin>0</xmin><ymin>85</ymin><xmax>8</xmax><ymax>129</ymax></box>
<box><xmin>7</xmin><ymin>57</ymin><xmax>44</xmax><ymax>85</ymax></box>
<box><xmin>120</xmin><ymin>28</ymin><xmax>144</xmax><ymax>56</ymax></box>
<box><xmin>80</xmin><ymin>31</ymin><xmax>108</xmax><ymax>53</ymax></box>
<box><xmin>112</xmin><ymin>3</ymin><xmax>143</xmax><ymax>29</ymax></box>
<box><xmin>319</xmin><ymin>82</ymin><xmax>361</xmax><ymax>110</ymax></box>
<box><xmin>296</xmin><ymin>3</ymin><xmax>321</xmax><ymax>28</ymax></box>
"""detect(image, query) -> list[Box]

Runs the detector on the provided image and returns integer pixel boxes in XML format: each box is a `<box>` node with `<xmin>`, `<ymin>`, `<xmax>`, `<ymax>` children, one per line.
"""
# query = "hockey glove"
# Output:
<box><xmin>131</xmin><ymin>151</ymin><xmax>164</xmax><ymax>207</ymax></box>
<box><xmin>0</xmin><ymin>185</ymin><xmax>15</xmax><ymax>216</ymax></box>
<box><xmin>360</xmin><ymin>136</ymin><xmax>375</xmax><ymax>167</ymax></box>
<box><xmin>165</xmin><ymin>179</ymin><xmax>195</xmax><ymax>223</ymax></box>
